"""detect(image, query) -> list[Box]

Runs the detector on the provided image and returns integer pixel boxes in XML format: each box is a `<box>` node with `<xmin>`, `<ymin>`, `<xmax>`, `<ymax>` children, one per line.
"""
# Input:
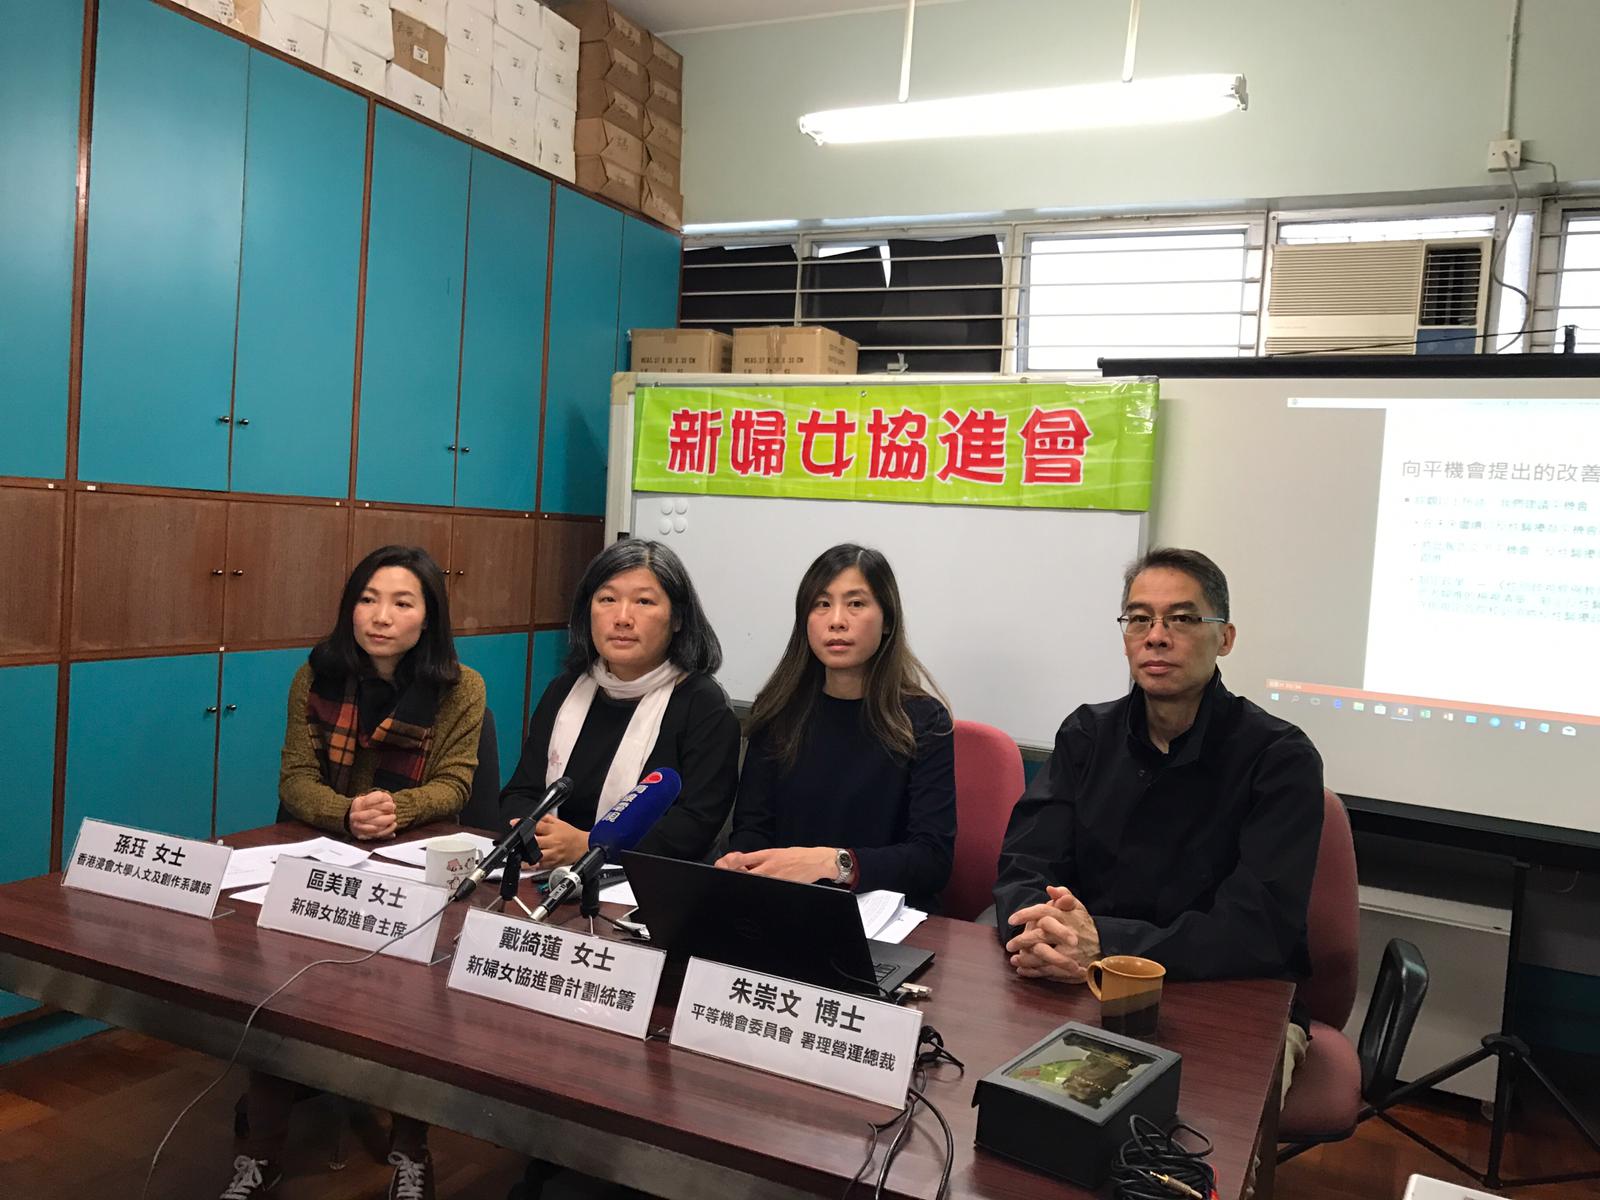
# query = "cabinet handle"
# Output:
<box><xmin>456</xmin><ymin>569</ymin><xmax>466</xmax><ymax>576</ymax></box>
<box><xmin>211</xmin><ymin>568</ymin><xmax>224</xmax><ymax>577</ymax></box>
<box><xmin>225</xmin><ymin>703</ymin><xmax>238</xmax><ymax>713</ymax></box>
<box><xmin>217</xmin><ymin>415</ymin><xmax>231</xmax><ymax>425</ymax></box>
<box><xmin>237</xmin><ymin>418</ymin><xmax>250</xmax><ymax>427</ymax></box>
<box><xmin>459</xmin><ymin>446</ymin><xmax>471</xmax><ymax>454</ymax></box>
<box><xmin>446</xmin><ymin>444</ymin><xmax>457</xmax><ymax>452</ymax></box>
<box><xmin>205</xmin><ymin>705</ymin><xmax>219</xmax><ymax>715</ymax></box>
<box><xmin>231</xmin><ymin>569</ymin><xmax>245</xmax><ymax>577</ymax></box>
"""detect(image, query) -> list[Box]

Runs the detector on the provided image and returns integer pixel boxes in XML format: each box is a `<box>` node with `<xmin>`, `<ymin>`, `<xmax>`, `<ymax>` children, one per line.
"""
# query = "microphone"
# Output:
<box><xmin>588</xmin><ymin>768</ymin><xmax>682</xmax><ymax>860</ymax></box>
<box><xmin>531</xmin><ymin>846</ymin><xmax>606</xmax><ymax>921</ymax></box>
<box><xmin>451</xmin><ymin>776</ymin><xmax>573</xmax><ymax>901</ymax></box>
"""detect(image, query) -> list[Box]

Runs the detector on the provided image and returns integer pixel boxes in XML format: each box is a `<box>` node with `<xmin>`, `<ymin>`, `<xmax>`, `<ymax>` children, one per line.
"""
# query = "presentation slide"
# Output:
<box><xmin>1150</xmin><ymin>378</ymin><xmax>1599</xmax><ymax>840</ymax></box>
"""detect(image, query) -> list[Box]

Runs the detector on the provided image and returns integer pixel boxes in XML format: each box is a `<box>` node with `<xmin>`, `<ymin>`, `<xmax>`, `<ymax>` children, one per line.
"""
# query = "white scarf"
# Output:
<box><xmin>546</xmin><ymin>660</ymin><xmax>686</xmax><ymax>822</ymax></box>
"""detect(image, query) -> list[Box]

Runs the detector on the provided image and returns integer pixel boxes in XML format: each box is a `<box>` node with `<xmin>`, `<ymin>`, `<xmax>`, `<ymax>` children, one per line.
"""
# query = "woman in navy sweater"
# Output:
<box><xmin>718</xmin><ymin>544</ymin><xmax>956</xmax><ymax>911</ymax></box>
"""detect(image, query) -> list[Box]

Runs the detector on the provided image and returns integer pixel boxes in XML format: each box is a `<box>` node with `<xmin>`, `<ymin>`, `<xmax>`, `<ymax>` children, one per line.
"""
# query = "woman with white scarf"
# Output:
<box><xmin>498</xmin><ymin>539</ymin><xmax>740</xmax><ymax>866</ymax></box>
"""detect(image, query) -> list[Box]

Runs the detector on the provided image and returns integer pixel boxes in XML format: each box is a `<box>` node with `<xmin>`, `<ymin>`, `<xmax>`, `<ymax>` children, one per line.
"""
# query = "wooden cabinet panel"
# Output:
<box><xmin>72</xmin><ymin>492</ymin><xmax>227</xmax><ymax>651</ymax></box>
<box><xmin>0</xmin><ymin>487</ymin><xmax>65</xmax><ymax>656</ymax></box>
<box><xmin>223</xmin><ymin>502</ymin><xmax>349</xmax><ymax>645</ymax></box>
<box><xmin>533</xmin><ymin>517</ymin><xmax>601</xmax><ymax>625</ymax></box>
<box><xmin>351</xmin><ymin>507</ymin><xmax>454</xmax><ymax>578</ymax></box>
<box><xmin>450</xmin><ymin>514</ymin><xmax>536</xmax><ymax>630</ymax></box>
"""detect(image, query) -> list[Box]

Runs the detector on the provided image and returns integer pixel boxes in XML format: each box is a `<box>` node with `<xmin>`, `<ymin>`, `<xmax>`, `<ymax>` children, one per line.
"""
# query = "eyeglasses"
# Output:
<box><xmin>1116</xmin><ymin>613</ymin><xmax>1228</xmax><ymax>637</ymax></box>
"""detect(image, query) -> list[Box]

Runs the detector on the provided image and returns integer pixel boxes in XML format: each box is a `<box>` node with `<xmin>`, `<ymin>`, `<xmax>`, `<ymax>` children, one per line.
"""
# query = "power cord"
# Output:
<box><xmin>139</xmin><ymin>896</ymin><xmax>454</xmax><ymax>1200</ymax></box>
<box><xmin>840</xmin><ymin>1024</ymin><xmax>962</xmax><ymax>1200</ymax></box>
<box><xmin>1109</xmin><ymin>1115</ymin><xmax>1217</xmax><ymax>1200</ymax></box>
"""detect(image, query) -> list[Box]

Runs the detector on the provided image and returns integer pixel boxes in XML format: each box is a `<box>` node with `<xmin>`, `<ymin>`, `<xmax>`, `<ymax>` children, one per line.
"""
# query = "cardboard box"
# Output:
<box><xmin>577</xmin><ymin>42</ymin><xmax>647</xmax><ymax>104</ymax></box>
<box><xmin>328</xmin><ymin>0</ymin><xmax>392</xmax><ymax>58</ymax></box>
<box><xmin>491</xmin><ymin>110</ymin><xmax>539</xmax><ymax>163</ymax></box>
<box><xmin>642</xmin><ymin>145</ymin><xmax>679</xmax><ymax>190</ymax></box>
<box><xmin>491</xmin><ymin>75</ymin><xmax>539</xmax><ymax>133</ymax></box>
<box><xmin>542</xmin><ymin>5</ymin><xmax>580</xmax><ymax>64</ymax></box>
<box><xmin>491</xmin><ymin>23</ymin><xmax>538</xmax><ymax>91</ymax></box>
<box><xmin>535</xmin><ymin>54</ymin><xmax>578</xmax><ymax>107</ymax></box>
<box><xmin>454</xmin><ymin>0</ymin><xmax>492</xmax><ymax>15</ymax></box>
<box><xmin>642</xmin><ymin>109</ymin><xmax>681</xmax><ymax>159</ymax></box>
<box><xmin>442</xmin><ymin>95</ymin><xmax>491</xmax><ymax>143</ymax></box>
<box><xmin>536</xmin><ymin>139</ymin><xmax>576</xmax><ymax>182</ymax></box>
<box><xmin>494</xmin><ymin>0</ymin><xmax>542</xmax><ymax>49</ymax></box>
<box><xmin>630</xmin><ymin>329</ymin><xmax>732</xmax><ymax>374</ymax></box>
<box><xmin>574</xmin><ymin>116</ymin><xmax>643</xmax><ymax>173</ymax></box>
<box><xmin>390</xmin><ymin>11</ymin><xmax>446</xmax><ymax>89</ymax></box>
<box><xmin>575</xmin><ymin>78</ymin><xmax>644</xmax><ymax>137</ymax></box>
<box><xmin>648</xmin><ymin>33</ymin><xmax>682</xmax><ymax>84</ymax></box>
<box><xmin>390</xmin><ymin>0</ymin><xmax>446</xmax><ymax>27</ymax></box>
<box><xmin>265</xmin><ymin>0</ymin><xmax>329</xmax><ymax>20</ymax></box>
<box><xmin>445</xmin><ymin>0</ymin><xmax>491</xmax><ymax>57</ymax></box>
<box><xmin>386</xmin><ymin>63</ymin><xmax>442</xmax><ymax>119</ymax></box>
<box><xmin>323</xmin><ymin>31</ymin><xmax>386</xmax><ymax>90</ymax></box>
<box><xmin>575</xmin><ymin>156</ymin><xmax>641</xmax><ymax>207</ymax></box>
<box><xmin>535</xmin><ymin>95</ymin><xmax>576</xmax><ymax>151</ymax></box>
<box><xmin>259</xmin><ymin>3</ymin><xmax>327</xmax><ymax>64</ymax></box>
<box><xmin>558</xmin><ymin>0</ymin><xmax>645</xmax><ymax>58</ymax></box>
<box><xmin>638</xmin><ymin>178</ymin><xmax>682</xmax><ymax>229</ymax></box>
<box><xmin>732</xmin><ymin>326</ymin><xmax>859</xmax><ymax>375</ymax></box>
<box><xmin>187</xmin><ymin>0</ymin><xmax>261</xmax><ymax>36</ymax></box>
<box><xmin>644</xmin><ymin>73</ymin><xmax>681</xmax><ymax>123</ymax></box>
<box><xmin>444</xmin><ymin>44</ymin><xmax>492</xmax><ymax>117</ymax></box>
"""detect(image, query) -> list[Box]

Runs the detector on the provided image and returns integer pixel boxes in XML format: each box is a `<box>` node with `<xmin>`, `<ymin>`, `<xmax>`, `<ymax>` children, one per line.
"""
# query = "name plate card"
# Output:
<box><xmin>63</xmin><ymin>819</ymin><xmax>233</xmax><ymax>919</ymax></box>
<box><xmin>448</xmin><ymin>907</ymin><xmax>665</xmax><ymax>1039</ymax></box>
<box><xmin>257</xmin><ymin>856</ymin><xmax>447</xmax><ymax>964</ymax></box>
<box><xmin>670</xmin><ymin>958</ymin><xmax>920</xmax><ymax>1110</ymax></box>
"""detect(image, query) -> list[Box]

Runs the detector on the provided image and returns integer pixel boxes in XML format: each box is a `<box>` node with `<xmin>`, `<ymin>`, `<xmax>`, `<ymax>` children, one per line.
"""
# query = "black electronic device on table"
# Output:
<box><xmin>619</xmin><ymin>850</ymin><xmax>932</xmax><ymax>997</ymax></box>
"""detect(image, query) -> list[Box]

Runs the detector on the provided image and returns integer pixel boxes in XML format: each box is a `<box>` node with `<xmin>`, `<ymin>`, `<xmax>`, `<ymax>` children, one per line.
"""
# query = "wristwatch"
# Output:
<box><xmin>833</xmin><ymin>848</ymin><xmax>855</xmax><ymax>885</ymax></box>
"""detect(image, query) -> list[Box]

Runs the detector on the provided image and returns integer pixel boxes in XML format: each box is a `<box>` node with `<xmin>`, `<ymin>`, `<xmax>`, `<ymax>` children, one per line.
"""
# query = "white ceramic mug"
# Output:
<box><xmin>425</xmin><ymin>837</ymin><xmax>482</xmax><ymax>890</ymax></box>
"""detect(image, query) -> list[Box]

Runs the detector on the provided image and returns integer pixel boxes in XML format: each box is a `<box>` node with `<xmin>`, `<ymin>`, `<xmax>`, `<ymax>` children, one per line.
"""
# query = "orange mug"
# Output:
<box><xmin>1086</xmin><ymin>955</ymin><xmax>1165</xmax><ymax>1039</ymax></box>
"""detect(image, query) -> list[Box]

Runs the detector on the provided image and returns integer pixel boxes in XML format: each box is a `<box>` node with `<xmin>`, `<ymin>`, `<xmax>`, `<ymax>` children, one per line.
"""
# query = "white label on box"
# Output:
<box><xmin>328</xmin><ymin>0</ymin><xmax>393</xmax><ymax>58</ymax></box>
<box><xmin>386</xmin><ymin>64</ymin><xmax>442</xmax><ymax>119</ymax></box>
<box><xmin>670</xmin><ymin>958</ymin><xmax>920</xmax><ymax>1110</ymax></box>
<box><xmin>259</xmin><ymin>5</ymin><xmax>328</xmax><ymax>63</ymax></box>
<box><xmin>389</xmin><ymin>0</ymin><xmax>446</xmax><ymax>27</ymax></box>
<box><xmin>257</xmin><ymin>856</ymin><xmax>447</xmax><ymax>964</ymax></box>
<box><xmin>445</xmin><ymin>0</ymin><xmax>491</xmax><ymax>54</ymax></box>
<box><xmin>494</xmin><ymin>0</ymin><xmax>542</xmax><ymax>49</ymax></box>
<box><xmin>444</xmin><ymin>45</ymin><xmax>491</xmax><ymax>114</ymax></box>
<box><xmin>541</xmin><ymin>6</ymin><xmax>578</xmax><ymax>62</ymax></box>
<box><xmin>491</xmin><ymin>25</ymin><xmax>537</xmax><ymax>85</ymax></box>
<box><xmin>448</xmin><ymin>908</ymin><xmax>665</xmax><ymax>1038</ymax></box>
<box><xmin>323</xmin><ymin>32</ymin><xmax>386</xmax><ymax>90</ymax></box>
<box><xmin>63</xmin><ymin>819</ymin><xmax>232</xmax><ymax>919</ymax></box>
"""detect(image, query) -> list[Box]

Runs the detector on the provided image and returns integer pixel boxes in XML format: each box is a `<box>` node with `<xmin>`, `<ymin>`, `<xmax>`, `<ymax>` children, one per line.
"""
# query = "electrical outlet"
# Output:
<box><xmin>1487</xmin><ymin>138</ymin><xmax>1523</xmax><ymax>171</ymax></box>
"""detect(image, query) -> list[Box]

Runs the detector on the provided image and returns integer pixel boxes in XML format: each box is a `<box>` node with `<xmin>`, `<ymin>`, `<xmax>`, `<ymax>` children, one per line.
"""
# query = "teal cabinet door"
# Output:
<box><xmin>231</xmin><ymin>54</ymin><xmax>365</xmax><ymax>498</ymax></box>
<box><xmin>455</xmin><ymin>152</ymin><xmax>551</xmax><ymax>512</ymax></box>
<box><xmin>457</xmin><ymin>632</ymin><xmax>529</xmax><ymax>787</ymax></box>
<box><xmin>543</xmin><ymin>187</ymin><xmax>622</xmax><ymax>515</ymax></box>
<box><xmin>215</xmin><ymin>647</ymin><xmax>309</xmax><ymax>836</ymax></box>
<box><xmin>616</xmin><ymin>215</ymin><xmax>681</xmax><ymax>372</ymax></box>
<box><xmin>64</xmin><ymin>654</ymin><xmax>221</xmax><ymax>844</ymax></box>
<box><xmin>357</xmin><ymin>109</ymin><xmax>470</xmax><ymax>506</ymax></box>
<box><xmin>0</xmin><ymin>0</ymin><xmax>81</xmax><ymax>480</ymax></box>
<box><xmin>0</xmin><ymin>662</ymin><xmax>59</xmax><ymax>1021</ymax></box>
<box><xmin>79</xmin><ymin>0</ymin><xmax>246</xmax><ymax>490</ymax></box>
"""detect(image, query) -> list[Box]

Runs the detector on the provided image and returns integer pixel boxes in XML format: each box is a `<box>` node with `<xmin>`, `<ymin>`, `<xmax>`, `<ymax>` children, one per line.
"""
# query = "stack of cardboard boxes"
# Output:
<box><xmin>180</xmin><ymin>0</ymin><xmax>581</xmax><ymax>182</ymax></box>
<box><xmin>558</xmin><ymin>0</ymin><xmax>682</xmax><ymax>228</ymax></box>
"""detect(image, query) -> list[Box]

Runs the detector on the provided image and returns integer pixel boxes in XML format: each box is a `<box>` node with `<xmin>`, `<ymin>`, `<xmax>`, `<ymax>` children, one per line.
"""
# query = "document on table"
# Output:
<box><xmin>228</xmin><ymin>856</ymin><xmax>430</xmax><ymax>906</ymax></box>
<box><xmin>372</xmin><ymin>831</ymin><xmax>497</xmax><ymax>868</ymax></box>
<box><xmin>221</xmin><ymin>838</ymin><xmax>373</xmax><ymax>892</ymax></box>
<box><xmin>857</xmin><ymin>890</ymin><xmax>927</xmax><ymax>944</ymax></box>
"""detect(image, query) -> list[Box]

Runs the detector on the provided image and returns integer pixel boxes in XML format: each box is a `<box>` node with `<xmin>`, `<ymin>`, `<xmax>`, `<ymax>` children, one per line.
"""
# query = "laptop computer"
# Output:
<box><xmin>619</xmin><ymin>851</ymin><xmax>933</xmax><ymax>998</ymax></box>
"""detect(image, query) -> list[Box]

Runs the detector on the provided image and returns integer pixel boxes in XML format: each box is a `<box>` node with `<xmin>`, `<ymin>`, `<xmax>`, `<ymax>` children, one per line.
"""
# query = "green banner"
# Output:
<box><xmin>632</xmin><ymin>381</ymin><xmax>1158</xmax><ymax>511</ymax></box>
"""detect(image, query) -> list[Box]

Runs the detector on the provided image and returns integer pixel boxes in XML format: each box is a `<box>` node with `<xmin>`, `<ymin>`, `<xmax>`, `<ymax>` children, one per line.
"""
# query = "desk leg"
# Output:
<box><xmin>1252</xmin><ymin>1044</ymin><xmax>1284</xmax><ymax>1200</ymax></box>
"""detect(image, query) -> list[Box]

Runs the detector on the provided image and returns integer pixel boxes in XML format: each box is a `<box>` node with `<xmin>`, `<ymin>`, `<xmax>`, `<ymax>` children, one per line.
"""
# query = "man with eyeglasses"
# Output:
<box><xmin>992</xmin><ymin>547</ymin><xmax>1322</xmax><ymax>1097</ymax></box>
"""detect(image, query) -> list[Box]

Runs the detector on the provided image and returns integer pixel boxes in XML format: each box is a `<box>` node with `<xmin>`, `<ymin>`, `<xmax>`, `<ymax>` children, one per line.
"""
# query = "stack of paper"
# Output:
<box><xmin>221</xmin><ymin>837</ymin><xmax>373</xmax><ymax>893</ymax></box>
<box><xmin>857</xmin><ymin>890</ymin><xmax>928</xmax><ymax>945</ymax></box>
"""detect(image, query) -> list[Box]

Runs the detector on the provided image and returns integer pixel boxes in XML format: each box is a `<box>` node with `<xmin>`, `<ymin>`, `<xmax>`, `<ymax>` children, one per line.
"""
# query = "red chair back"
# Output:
<box><xmin>1299</xmin><ymin>788</ymin><xmax>1361</xmax><ymax>1028</ymax></box>
<box><xmin>942</xmin><ymin>720</ymin><xmax>1024</xmax><ymax>920</ymax></box>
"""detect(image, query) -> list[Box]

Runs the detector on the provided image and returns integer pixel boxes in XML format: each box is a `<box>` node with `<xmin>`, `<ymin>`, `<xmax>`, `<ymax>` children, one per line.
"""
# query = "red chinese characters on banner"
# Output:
<box><xmin>797</xmin><ymin>408</ymin><xmax>858</xmax><ymax>478</ymax></box>
<box><xmin>729</xmin><ymin>409</ymin><xmax>786</xmax><ymax>477</ymax></box>
<box><xmin>1019</xmin><ymin>407</ymin><xmax>1094</xmax><ymax>485</ymax></box>
<box><xmin>866</xmin><ymin>408</ymin><xmax>930</xmax><ymax>481</ymax></box>
<box><xmin>666</xmin><ymin>408</ymin><xmax>724</xmax><ymax>475</ymax></box>
<box><xmin>936</xmin><ymin>408</ymin><xmax>1008</xmax><ymax>485</ymax></box>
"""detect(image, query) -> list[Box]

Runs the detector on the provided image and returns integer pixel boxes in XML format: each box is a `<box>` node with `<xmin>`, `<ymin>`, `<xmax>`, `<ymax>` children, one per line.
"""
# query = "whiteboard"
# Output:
<box><xmin>628</xmin><ymin>491</ymin><xmax>1143</xmax><ymax>749</ymax></box>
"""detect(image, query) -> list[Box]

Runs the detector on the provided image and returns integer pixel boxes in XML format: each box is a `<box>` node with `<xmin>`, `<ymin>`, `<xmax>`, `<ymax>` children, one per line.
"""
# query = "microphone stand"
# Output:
<box><xmin>579</xmin><ymin>868</ymin><xmax>602</xmax><ymax>936</ymax></box>
<box><xmin>484</xmin><ymin>839</ymin><xmax>536</xmax><ymax>920</ymax></box>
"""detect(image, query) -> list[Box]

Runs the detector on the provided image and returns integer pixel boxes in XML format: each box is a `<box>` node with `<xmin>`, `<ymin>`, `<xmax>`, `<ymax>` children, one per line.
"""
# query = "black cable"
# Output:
<box><xmin>139</xmin><ymin>895</ymin><xmax>454</xmax><ymax>1200</ymax></box>
<box><xmin>1266</xmin><ymin>324</ymin><xmax>1582</xmax><ymax>357</ymax></box>
<box><xmin>1109</xmin><ymin>1115</ymin><xmax>1216</xmax><ymax>1200</ymax></box>
<box><xmin>860</xmin><ymin>1026</ymin><xmax>962</xmax><ymax>1200</ymax></box>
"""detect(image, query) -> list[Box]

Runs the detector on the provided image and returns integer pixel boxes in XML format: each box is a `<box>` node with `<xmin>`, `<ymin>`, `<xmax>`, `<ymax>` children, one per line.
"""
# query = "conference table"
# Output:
<box><xmin>0</xmin><ymin>822</ymin><xmax>1292</xmax><ymax>1199</ymax></box>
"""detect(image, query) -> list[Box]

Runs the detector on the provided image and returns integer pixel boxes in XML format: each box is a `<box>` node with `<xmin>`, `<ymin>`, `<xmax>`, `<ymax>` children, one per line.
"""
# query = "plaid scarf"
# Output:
<box><xmin>305</xmin><ymin>671</ymin><xmax>441</xmax><ymax>795</ymax></box>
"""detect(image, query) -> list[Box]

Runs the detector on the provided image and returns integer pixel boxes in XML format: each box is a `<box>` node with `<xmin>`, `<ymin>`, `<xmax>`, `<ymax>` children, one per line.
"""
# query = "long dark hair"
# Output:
<box><xmin>746</xmin><ymin>544</ymin><xmax>945</xmax><ymax>767</ymax></box>
<box><xmin>564</xmin><ymin>539</ymin><xmax>722</xmax><ymax>675</ymax></box>
<box><xmin>309</xmin><ymin>545</ymin><xmax>461</xmax><ymax>688</ymax></box>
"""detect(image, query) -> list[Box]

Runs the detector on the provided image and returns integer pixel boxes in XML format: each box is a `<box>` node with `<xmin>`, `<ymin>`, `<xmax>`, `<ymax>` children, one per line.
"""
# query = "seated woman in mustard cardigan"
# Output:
<box><xmin>223</xmin><ymin>544</ymin><xmax>483</xmax><ymax>1200</ymax></box>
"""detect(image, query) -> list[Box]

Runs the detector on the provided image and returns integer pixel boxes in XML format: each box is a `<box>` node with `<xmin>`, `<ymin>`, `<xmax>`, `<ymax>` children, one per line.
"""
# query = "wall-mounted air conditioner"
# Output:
<box><xmin>1263</xmin><ymin>238</ymin><xmax>1492</xmax><ymax>355</ymax></box>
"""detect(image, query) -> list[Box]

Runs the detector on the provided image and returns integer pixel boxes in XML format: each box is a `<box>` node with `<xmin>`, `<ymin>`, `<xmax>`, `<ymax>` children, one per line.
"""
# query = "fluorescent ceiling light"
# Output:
<box><xmin>798</xmin><ymin>73</ymin><xmax>1247</xmax><ymax>145</ymax></box>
